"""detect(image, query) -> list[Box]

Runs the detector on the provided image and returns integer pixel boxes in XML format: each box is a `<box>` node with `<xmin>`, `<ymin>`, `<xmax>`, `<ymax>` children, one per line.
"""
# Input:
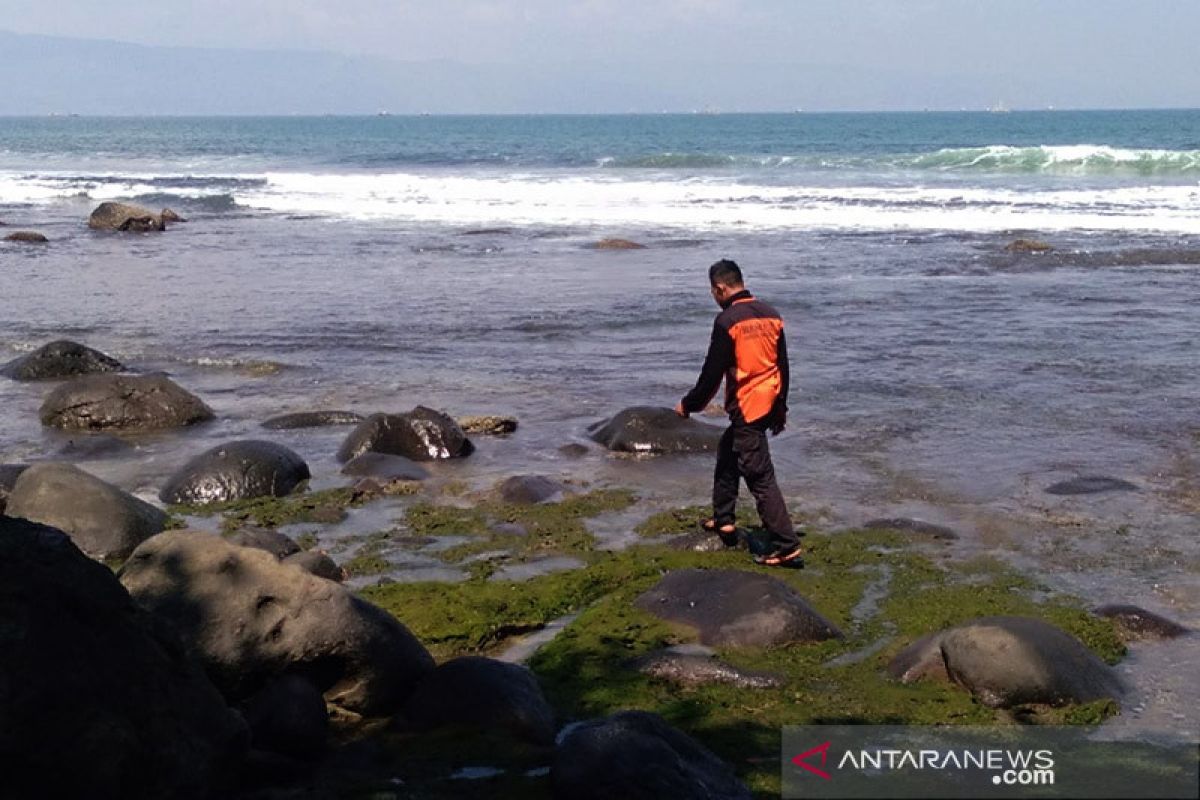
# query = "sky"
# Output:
<box><xmin>1</xmin><ymin>0</ymin><xmax>1197</xmax><ymax>111</ymax></box>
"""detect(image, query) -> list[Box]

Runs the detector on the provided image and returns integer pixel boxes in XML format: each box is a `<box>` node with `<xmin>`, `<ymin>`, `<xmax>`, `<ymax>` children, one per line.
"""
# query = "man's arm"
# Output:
<box><xmin>772</xmin><ymin>328</ymin><xmax>790</xmax><ymax>433</ymax></box>
<box><xmin>677</xmin><ymin>321</ymin><xmax>733</xmax><ymax>416</ymax></box>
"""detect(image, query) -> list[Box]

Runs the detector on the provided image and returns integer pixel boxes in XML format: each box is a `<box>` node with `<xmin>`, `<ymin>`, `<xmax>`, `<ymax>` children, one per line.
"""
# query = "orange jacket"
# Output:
<box><xmin>681</xmin><ymin>290</ymin><xmax>789</xmax><ymax>425</ymax></box>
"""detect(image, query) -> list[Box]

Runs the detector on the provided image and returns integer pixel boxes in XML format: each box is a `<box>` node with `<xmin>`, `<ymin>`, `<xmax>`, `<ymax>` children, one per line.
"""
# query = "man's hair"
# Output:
<box><xmin>709</xmin><ymin>259</ymin><xmax>744</xmax><ymax>287</ymax></box>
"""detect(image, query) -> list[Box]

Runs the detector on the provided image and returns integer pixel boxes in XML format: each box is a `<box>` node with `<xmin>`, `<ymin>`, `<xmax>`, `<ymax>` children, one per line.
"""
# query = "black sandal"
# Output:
<box><xmin>700</xmin><ymin>518</ymin><xmax>740</xmax><ymax>548</ymax></box>
<box><xmin>754</xmin><ymin>545</ymin><xmax>805</xmax><ymax>569</ymax></box>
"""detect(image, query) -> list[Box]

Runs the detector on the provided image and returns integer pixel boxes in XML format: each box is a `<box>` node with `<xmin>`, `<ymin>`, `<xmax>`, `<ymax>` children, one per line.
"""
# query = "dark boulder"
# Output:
<box><xmin>635</xmin><ymin>569</ymin><xmax>842</xmax><ymax>647</ymax></box>
<box><xmin>1045</xmin><ymin>476</ymin><xmax>1139</xmax><ymax>495</ymax></box>
<box><xmin>887</xmin><ymin>616</ymin><xmax>1123</xmax><ymax>708</ymax></box>
<box><xmin>553</xmin><ymin>711</ymin><xmax>750</xmax><ymax>800</ymax></box>
<box><xmin>4</xmin><ymin>231</ymin><xmax>48</xmax><ymax>243</ymax></box>
<box><xmin>55</xmin><ymin>433</ymin><xmax>135</xmax><ymax>459</ymax></box>
<box><xmin>88</xmin><ymin>201</ymin><xmax>177</xmax><ymax>232</ymax></box>
<box><xmin>337</xmin><ymin>406</ymin><xmax>474</xmax><ymax>463</ymax></box>
<box><xmin>864</xmin><ymin>517</ymin><xmax>960</xmax><ymax>540</ymax></box>
<box><xmin>498</xmin><ymin>474</ymin><xmax>565</xmax><ymax>504</ymax></box>
<box><xmin>283</xmin><ymin>549</ymin><xmax>344</xmax><ymax>582</ymax></box>
<box><xmin>159</xmin><ymin>440</ymin><xmax>310</xmax><ymax>505</ymax></box>
<box><xmin>588</xmin><ymin>406</ymin><xmax>724</xmax><ymax>454</ymax></box>
<box><xmin>1</xmin><ymin>339</ymin><xmax>123</xmax><ymax>381</ymax></box>
<box><xmin>458</xmin><ymin>415</ymin><xmax>519</xmax><ymax>436</ymax></box>
<box><xmin>0</xmin><ymin>463</ymin><xmax>30</xmax><ymax>514</ymax></box>
<box><xmin>227</xmin><ymin>527</ymin><xmax>303</xmax><ymax>559</ymax></box>
<box><xmin>398</xmin><ymin>657</ymin><xmax>556</xmax><ymax>746</ymax></box>
<box><xmin>1094</xmin><ymin>604</ymin><xmax>1190</xmax><ymax>640</ymax></box>
<box><xmin>262</xmin><ymin>410</ymin><xmax>365</xmax><ymax>430</ymax></box>
<box><xmin>239</xmin><ymin>674</ymin><xmax>329</xmax><ymax>760</ymax></box>
<box><xmin>40</xmin><ymin>372</ymin><xmax>214</xmax><ymax>432</ymax></box>
<box><xmin>119</xmin><ymin>531</ymin><xmax>435</xmax><ymax>715</ymax></box>
<box><xmin>632</xmin><ymin>647</ymin><xmax>782</xmax><ymax>689</ymax></box>
<box><xmin>5</xmin><ymin>462</ymin><xmax>167</xmax><ymax>560</ymax></box>
<box><xmin>0</xmin><ymin>516</ymin><xmax>247</xmax><ymax>799</ymax></box>
<box><xmin>341</xmin><ymin>451</ymin><xmax>430</xmax><ymax>481</ymax></box>
<box><xmin>593</xmin><ymin>238</ymin><xmax>648</xmax><ymax>250</ymax></box>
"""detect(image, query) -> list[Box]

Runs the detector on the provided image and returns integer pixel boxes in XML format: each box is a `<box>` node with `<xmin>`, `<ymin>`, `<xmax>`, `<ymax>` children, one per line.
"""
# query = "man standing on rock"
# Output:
<box><xmin>675</xmin><ymin>259</ymin><xmax>803</xmax><ymax>568</ymax></box>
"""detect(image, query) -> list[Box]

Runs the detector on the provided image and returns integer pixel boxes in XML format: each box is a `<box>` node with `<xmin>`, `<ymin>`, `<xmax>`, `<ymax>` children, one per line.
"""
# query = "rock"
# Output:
<box><xmin>341</xmin><ymin>451</ymin><xmax>430</xmax><ymax>481</ymax></box>
<box><xmin>887</xmin><ymin>616</ymin><xmax>1123</xmax><ymax>708</ymax></box>
<box><xmin>119</xmin><ymin>531</ymin><xmax>435</xmax><ymax>715</ymax></box>
<box><xmin>55</xmin><ymin>433</ymin><xmax>135</xmax><ymax>459</ymax></box>
<box><xmin>398</xmin><ymin>657</ymin><xmax>556</xmax><ymax>746</ymax></box>
<box><xmin>458</xmin><ymin>415</ymin><xmax>519</xmax><ymax>435</ymax></box>
<box><xmin>632</xmin><ymin>647</ymin><xmax>782</xmax><ymax>689</ymax></box>
<box><xmin>553</xmin><ymin>711</ymin><xmax>750</xmax><ymax>800</ymax></box>
<box><xmin>40</xmin><ymin>372</ymin><xmax>214</xmax><ymax>432</ymax></box>
<box><xmin>864</xmin><ymin>517</ymin><xmax>959</xmax><ymax>540</ymax></box>
<box><xmin>337</xmin><ymin>407</ymin><xmax>475</xmax><ymax>463</ymax></box>
<box><xmin>5</xmin><ymin>462</ymin><xmax>168</xmax><ymax>560</ymax></box>
<box><xmin>4</xmin><ymin>230</ymin><xmax>48</xmax><ymax>243</ymax></box>
<box><xmin>498</xmin><ymin>474</ymin><xmax>564</xmax><ymax>504</ymax></box>
<box><xmin>1004</xmin><ymin>238</ymin><xmax>1054</xmax><ymax>253</ymax></box>
<box><xmin>1</xmin><ymin>339</ymin><xmax>123</xmax><ymax>381</ymax></box>
<box><xmin>262</xmin><ymin>410</ymin><xmax>365</xmax><ymax>430</ymax></box>
<box><xmin>558</xmin><ymin>443</ymin><xmax>590</xmax><ymax>457</ymax></box>
<box><xmin>0</xmin><ymin>516</ymin><xmax>247</xmax><ymax>799</ymax></box>
<box><xmin>283</xmin><ymin>549</ymin><xmax>344</xmax><ymax>582</ymax></box>
<box><xmin>87</xmin><ymin>201</ymin><xmax>178</xmax><ymax>232</ymax></box>
<box><xmin>239</xmin><ymin>674</ymin><xmax>328</xmax><ymax>760</ymax></box>
<box><xmin>1094</xmin><ymin>604</ymin><xmax>1190</xmax><ymax>640</ymax></box>
<box><xmin>227</xmin><ymin>527</ymin><xmax>303</xmax><ymax>559</ymax></box>
<box><xmin>634</xmin><ymin>569</ymin><xmax>842</xmax><ymax>647</ymax></box>
<box><xmin>593</xmin><ymin>238</ymin><xmax>648</xmax><ymax>250</ymax></box>
<box><xmin>588</xmin><ymin>406</ymin><xmax>724</xmax><ymax>454</ymax></box>
<box><xmin>1045</xmin><ymin>476</ymin><xmax>1139</xmax><ymax>495</ymax></box>
<box><xmin>159</xmin><ymin>440</ymin><xmax>311</xmax><ymax>505</ymax></box>
<box><xmin>0</xmin><ymin>463</ymin><xmax>30</xmax><ymax>514</ymax></box>
<box><xmin>667</xmin><ymin>530</ymin><xmax>741</xmax><ymax>553</ymax></box>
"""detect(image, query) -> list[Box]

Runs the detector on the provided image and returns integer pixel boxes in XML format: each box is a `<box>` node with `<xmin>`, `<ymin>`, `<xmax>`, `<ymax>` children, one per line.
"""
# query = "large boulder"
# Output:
<box><xmin>887</xmin><ymin>616</ymin><xmax>1123</xmax><ymax>708</ymax></box>
<box><xmin>341</xmin><ymin>451</ymin><xmax>430</xmax><ymax>481</ymax></box>
<box><xmin>88</xmin><ymin>201</ymin><xmax>178</xmax><ymax>232</ymax></box>
<box><xmin>119</xmin><ymin>531</ymin><xmax>435</xmax><ymax>715</ymax></box>
<box><xmin>553</xmin><ymin>711</ymin><xmax>750</xmax><ymax>800</ymax></box>
<box><xmin>398</xmin><ymin>657</ymin><xmax>556</xmax><ymax>745</ymax></box>
<box><xmin>635</xmin><ymin>569</ymin><xmax>842</xmax><ymax>647</ymax></box>
<box><xmin>239</xmin><ymin>674</ymin><xmax>329</xmax><ymax>760</ymax></box>
<box><xmin>498</xmin><ymin>474</ymin><xmax>565</xmax><ymax>504</ymax></box>
<box><xmin>159</xmin><ymin>440</ymin><xmax>311</xmax><ymax>505</ymax></box>
<box><xmin>262</xmin><ymin>410</ymin><xmax>364</xmax><ymax>430</ymax></box>
<box><xmin>1094</xmin><ymin>604</ymin><xmax>1190</xmax><ymax>640</ymax></box>
<box><xmin>0</xmin><ymin>516</ymin><xmax>247</xmax><ymax>799</ymax></box>
<box><xmin>588</xmin><ymin>406</ymin><xmax>724</xmax><ymax>454</ymax></box>
<box><xmin>5</xmin><ymin>462</ymin><xmax>168</xmax><ymax>560</ymax></box>
<box><xmin>1</xmin><ymin>339</ymin><xmax>123</xmax><ymax>381</ymax></box>
<box><xmin>4</xmin><ymin>230</ymin><xmax>49</xmax><ymax>243</ymax></box>
<box><xmin>227</xmin><ymin>527</ymin><xmax>303</xmax><ymax>559</ymax></box>
<box><xmin>40</xmin><ymin>372</ymin><xmax>214</xmax><ymax>432</ymax></box>
<box><xmin>337</xmin><ymin>407</ymin><xmax>475</xmax><ymax>463</ymax></box>
<box><xmin>283</xmin><ymin>549</ymin><xmax>344</xmax><ymax>582</ymax></box>
<box><xmin>632</xmin><ymin>647</ymin><xmax>782</xmax><ymax>689</ymax></box>
<box><xmin>0</xmin><ymin>463</ymin><xmax>30</xmax><ymax>514</ymax></box>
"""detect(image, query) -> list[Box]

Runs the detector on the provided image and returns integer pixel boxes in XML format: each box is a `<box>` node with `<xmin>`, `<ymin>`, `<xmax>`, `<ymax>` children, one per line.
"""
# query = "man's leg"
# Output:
<box><xmin>734</xmin><ymin>423</ymin><xmax>799</xmax><ymax>552</ymax></box>
<box><xmin>712</xmin><ymin>424</ymin><xmax>740</xmax><ymax>527</ymax></box>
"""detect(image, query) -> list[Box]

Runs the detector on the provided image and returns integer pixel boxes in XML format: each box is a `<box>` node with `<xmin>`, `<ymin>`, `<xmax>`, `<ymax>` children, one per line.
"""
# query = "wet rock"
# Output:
<box><xmin>632</xmin><ymin>647</ymin><xmax>782</xmax><ymax>689</ymax></box>
<box><xmin>341</xmin><ymin>451</ymin><xmax>430</xmax><ymax>481</ymax></box>
<box><xmin>119</xmin><ymin>531</ymin><xmax>434</xmax><ymax>715</ymax></box>
<box><xmin>1094</xmin><ymin>604</ymin><xmax>1190</xmax><ymax>640</ymax></box>
<box><xmin>262</xmin><ymin>410</ymin><xmax>365</xmax><ymax>430</ymax></box>
<box><xmin>55</xmin><ymin>433</ymin><xmax>135</xmax><ymax>459</ymax></box>
<box><xmin>239</xmin><ymin>674</ymin><xmax>328</xmax><ymax>760</ymax></box>
<box><xmin>5</xmin><ymin>462</ymin><xmax>167</xmax><ymax>560</ymax></box>
<box><xmin>337</xmin><ymin>406</ymin><xmax>475</xmax><ymax>463</ymax></box>
<box><xmin>553</xmin><ymin>710</ymin><xmax>750</xmax><ymax>800</ymax></box>
<box><xmin>864</xmin><ymin>517</ymin><xmax>960</xmax><ymax>540</ymax></box>
<box><xmin>1004</xmin><ymin>238</ymin><xmax>1054</xmax><ymax>253</ymax></box>
<box><xmin>592</xmin><ymin>238</ymin><xmax>648</xmax><ymax>250</ymax></box>
<box><xmin>228</xmin><ymin>527</ymin><xmax>303</xmax><ymax>559</ymax></box>
<box><xmin>667</xmin><ymin>529</ymin><xmax>741</xmax><ymax>553</ymax></box>
<box><xmin>558</xmin><ymin>442</ymin><xmax>590</xmax><ymax>457</ymax></box>
<box><xmin>458</xmin><ymin>415</ymin><xmax>519</xmax><ymax>435</ymax></box>
<box><xmin>88</xmin><ymin>201</ymin><xmax>178</xmax><ymax>232</ymax></box>
<box><xmin>159</xmin><ymin>440</ymin><xmax>310</xmax><ymax>505</ymax></box>
<box><xmin>498</xmin><ymin>474</ymin><xmax>565</xmax><ymax>504</ymax></box>
<box><xmin>40</xmin><ymin>372</ymin><xmax>214</xmax><ymax>432</ymax></box>
<box><xmin>0</xmin><ymin>516</ymin><xmax>248</xmax><ymax>799</ymax></box>
<box><xmin>887</xmin><ymin>616</ymin><xmax>1123</xmax><ymax>708</ymax></box>
<box><xmin>588</xmin><ymin>406</ymin><xmax>724</xmax><ymax>454</ymax></box>
<box><xmin>1</xmin><ymin>339</ymin><xmax>123</xmax><ymax>381</ymax></box>
<box><xmin>634</xmin><ymin>568</ymin><xmax>842</xmax><ymax>647</ymax></box>
<box><xmin>399</xmin><ymin>656</ymin><xmax>556</xmax><ymax>746</ymax></box>
<box><xmin>1045</xmin><ymin>476</ymin><xmax>1139</xmax><ymax>495</ymax></box>
<box><xmin>283</xmin><ymin>549</ymin><xmax>345</xmax><ymax>582</ymax></box>
<box><xmin>4</xmin><ymin>230</ymin><xmax>48</xmax><ymax>243</ymax></box>
<box><xmin>0</xmin><ymin>463</ymin><xmax>30</xmax><ymax>514</ymax></box>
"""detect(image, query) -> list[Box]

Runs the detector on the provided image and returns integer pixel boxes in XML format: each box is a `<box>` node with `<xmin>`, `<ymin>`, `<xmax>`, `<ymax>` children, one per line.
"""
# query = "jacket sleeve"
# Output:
<box><xmin>681</xmin><ymin>320</ymin><xmax>733</xmax><ymax>414</ymax></box>
<box><xmin>775</xmin><ymin>328</ymin><xmax>790</xmax><ymax>415</ymax></box>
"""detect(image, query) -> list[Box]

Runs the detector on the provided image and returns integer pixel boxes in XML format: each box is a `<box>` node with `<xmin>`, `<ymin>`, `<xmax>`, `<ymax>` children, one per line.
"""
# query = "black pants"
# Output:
<box><xmin>712</xmin><ymin>417</ymin><xmax>799</xmax><ymax>551</ymax></box>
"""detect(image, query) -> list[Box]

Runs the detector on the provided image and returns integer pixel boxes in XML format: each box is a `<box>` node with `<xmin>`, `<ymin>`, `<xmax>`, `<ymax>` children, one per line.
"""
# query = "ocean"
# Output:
<box><xmin>1</xmin><ymin>110</ymin><xmax>1198</xmax><ymax>736</ymax></box>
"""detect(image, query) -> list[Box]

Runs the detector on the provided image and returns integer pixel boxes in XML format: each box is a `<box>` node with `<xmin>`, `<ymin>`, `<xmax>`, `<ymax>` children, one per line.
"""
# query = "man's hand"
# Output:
<box><xmin>770</xmin><ymin>413</ymin><xmax>786</xmax><ymax>436</ymax></box>
<box><xmin>674</xmin><ymin>401</ymin><xmax>689</xmax><ymax>418</ymax></box>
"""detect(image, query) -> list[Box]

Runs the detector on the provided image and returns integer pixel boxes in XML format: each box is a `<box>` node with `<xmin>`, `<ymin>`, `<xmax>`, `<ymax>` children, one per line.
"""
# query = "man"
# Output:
<box><xmin>674</xmin><ymin>259</ymin><xmax>803</xmax><ymax>568</ymax></box>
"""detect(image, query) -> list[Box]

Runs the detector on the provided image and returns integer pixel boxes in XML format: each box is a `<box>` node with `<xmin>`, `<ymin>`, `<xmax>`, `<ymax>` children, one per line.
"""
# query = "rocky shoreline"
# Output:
<box><xmin>2</xmin><ymin>337</ymin><xmax>1193</xmax><ymax>798</ymax></box>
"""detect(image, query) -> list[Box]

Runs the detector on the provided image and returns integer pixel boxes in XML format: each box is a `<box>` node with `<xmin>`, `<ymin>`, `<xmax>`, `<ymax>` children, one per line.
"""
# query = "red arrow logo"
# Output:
<box><xmin>791</xmin><ymin>741</ymin><xmax>833</xmax><ymax>780</ymax></box>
